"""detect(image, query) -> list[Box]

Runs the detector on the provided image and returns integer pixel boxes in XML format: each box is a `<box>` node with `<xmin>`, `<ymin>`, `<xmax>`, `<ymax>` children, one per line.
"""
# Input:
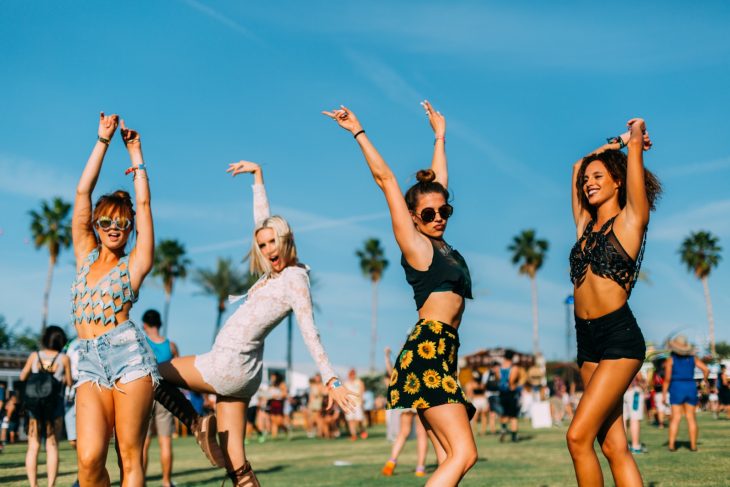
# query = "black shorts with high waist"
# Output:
<box><xmin>575</xmin><ymin>303</ymin><xmax>645</xmax><ymax>367</ymax></box>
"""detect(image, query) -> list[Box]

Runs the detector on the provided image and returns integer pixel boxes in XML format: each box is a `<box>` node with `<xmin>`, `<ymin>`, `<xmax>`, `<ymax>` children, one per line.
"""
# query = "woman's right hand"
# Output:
<box><xmin>627</xmin><ymin>118</ymin><xmax>652</xmax><ymax>151</ymax></box>
<box><xmin>98</xmin><ymin>112</ymin><xmax>119</xmax><ymax>140</ymax></box>
<box><xmin>226</xmin><ymin>160</ymin><xmax>261</xmax><ymax>177</ymax></box>
<box><xmin>421</xmin><ymin>100</ymin><xmax>445</xmax><ymax>136</ymax></box>
<box><xmin>322</xmin><ymin>105</ymin><xmax>363</xmax><ymax>135</ymax></box>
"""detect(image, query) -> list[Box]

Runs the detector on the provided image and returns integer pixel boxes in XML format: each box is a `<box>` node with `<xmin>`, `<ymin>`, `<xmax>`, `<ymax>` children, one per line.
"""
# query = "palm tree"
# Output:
<box><xmin>679</xmin><ymin>231</ymin><xmax>722</xmax><ymax>356</ymax></box>
<box><xmin>508</xmin><ymin>229</ymin><xmax>549</xmax><ymax>355</ymax></box>
<box><xmin>152</xmin><ymin>239</ymin><xmax>191</xmax><ymax>337</ymax></box>
<box><xmin>29</xmin><ymin>197</ymin><xmax>72</xmax><ymax>333</ymax></box>
<box><xmin>194</xmin><ymin>258</ymin><xmax>256</xmax><ymax>344</ymax></box>
<box><xmin>356</xmin><ymin>238</ymin><xmax>389</xmax><ymax>372</ymax></box>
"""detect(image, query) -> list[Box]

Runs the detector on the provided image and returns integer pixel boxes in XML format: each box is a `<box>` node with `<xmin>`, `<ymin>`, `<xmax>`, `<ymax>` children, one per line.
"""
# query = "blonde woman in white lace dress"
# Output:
<box><xmin>153</xmin><ymin>161</ymin><xmax>357</xmax><ymax>486</ymax></box>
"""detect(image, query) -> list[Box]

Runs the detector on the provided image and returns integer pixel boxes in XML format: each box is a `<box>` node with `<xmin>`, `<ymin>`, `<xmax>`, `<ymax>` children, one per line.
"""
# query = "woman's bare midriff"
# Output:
<box><xmin>574</xmin><ymin>270</ymin><xmax>628</xmax><ymax>320</ymax></box>
<box><xmin>75</xmin><ymin>303</ymin><xmax>133</xmax><ymax>339</ymax></box>
<box><xmin>418</xmin><ymin>291</ymin><xmax>465</xmax><ymax>329</ymax></box>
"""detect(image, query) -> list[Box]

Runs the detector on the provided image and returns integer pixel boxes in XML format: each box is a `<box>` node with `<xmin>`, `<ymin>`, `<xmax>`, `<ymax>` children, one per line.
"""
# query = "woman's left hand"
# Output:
<box><xmin>227</xmin><ymin>160</ymin><xmax>261</xmax><ymax>177</ymax></box>
<box><xmin>627</xmin><ymin>118</ymin><xmax>652</xmax><ymax>150</ymax></box>
<box><xmin>422</xmin><ymin>100</ymin><xmax>445</xmax><ymax>136</ymax></box>
<box><xmin>326</xmin><ymin>381</ymin><xmax>359</xmax><ymax>413</ymax></box>
<box><xmin>120</xmin><ymin>120</ymin><xmax>141</xmax><ymax>150</ymax></box>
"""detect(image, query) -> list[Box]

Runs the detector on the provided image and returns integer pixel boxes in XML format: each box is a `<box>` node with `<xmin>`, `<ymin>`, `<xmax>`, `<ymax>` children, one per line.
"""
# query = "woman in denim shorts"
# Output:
<box><xmin>71</xmin><ymin>113</ymin><xmax>159</xmax><ymax>486</ymax></box>
<box><xmin>566</xmin><ymin>119</ymin><xmax>662</xmax><ymax>486</ymax></box>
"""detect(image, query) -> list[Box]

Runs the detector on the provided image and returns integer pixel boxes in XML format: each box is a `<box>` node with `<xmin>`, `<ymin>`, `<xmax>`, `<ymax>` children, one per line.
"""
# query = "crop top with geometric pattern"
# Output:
<box><xmin>71</xmin><ymin>247</ymin><xmax>137</xmax><ymax>327</ymax></box>
<box><xmin>569</xmin><ymin>216</ymin><xmax>645</xmax><ymax>296</ymax></box>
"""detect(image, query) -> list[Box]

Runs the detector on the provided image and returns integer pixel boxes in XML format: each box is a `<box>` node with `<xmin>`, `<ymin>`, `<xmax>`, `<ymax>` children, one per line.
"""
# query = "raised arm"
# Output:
<box><xmin>121</xmin><ymin>120</ymin><xmax>154</xmax><ymax>292</ymax></box>
<box><xmin>322</xmin><ymin>106</ymin><xmax>430</xmax><ymax>266</ymax></box>
<box><xmin>622</xmin><ymin>118</ymin><xmax>652</xmax><ymax>228</ymax></box>
<box><xmin>384</xmin><ymin>346</ymin><xmax>393</xmax><ymax>377</ymax></box>
<box><xmin>285</xmin><ymin>268</ymin><xmax>357</xmax><ymax>412</ymax></box>
<box><xmin>227</xmin><ymin>161</ymin><xmax>270</xmax><ymax>225</ymax></box>
<box><xmin>422</xmin><ymin>100</ymin><xmax>447</xmax><ymax>188</ymax></box>
<box><xmin>571</xmin><ymin>131</ymin><xmax>629</xmax><ymax>230</ymax></box>
<box><xmin>73</xmin><ymin>112</ymin><xmax>118</xmax><ymax>264</ymax></box>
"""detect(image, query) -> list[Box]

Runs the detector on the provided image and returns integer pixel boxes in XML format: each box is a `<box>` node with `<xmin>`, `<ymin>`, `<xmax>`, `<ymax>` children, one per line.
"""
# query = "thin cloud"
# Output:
<box><xmin>663</xmin><ymin>156</ymin><xmax>730</xmax><ymax>178</ymax></box>
<box><xmin>188</xmin><ymin>210</ymin><xmax>389</xmax><ymax>254</ymax></box>
<box><xmin>343</xmin><ymin>52</ymin><xmax>559</xmax><ymax>194</ymax></box>
<box><xmin>0</xmin><ymin>154</ymin><xmax>75</xmax><ymax>200</ymax></box>
<box><xmin>651</xmin><ymin>199</ymin><xmax>730</xmax><ymax>242</ymax></box>
<box><xmin>179</xmin><ymin>0</ymin><xmax>261</xmax><ymax>42</ymax></box>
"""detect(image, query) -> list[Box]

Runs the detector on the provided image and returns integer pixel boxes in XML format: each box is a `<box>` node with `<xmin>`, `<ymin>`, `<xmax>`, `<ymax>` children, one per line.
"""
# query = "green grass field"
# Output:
<box><xmin>1</xmin><ymin>413</ymin><xmax>728</xmax><ymax>486</ymax></box>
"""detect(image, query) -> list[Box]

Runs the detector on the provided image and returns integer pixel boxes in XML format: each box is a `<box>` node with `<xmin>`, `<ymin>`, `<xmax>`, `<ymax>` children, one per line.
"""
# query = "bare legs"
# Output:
<box><xmin>25</xmin><ymin>418</ymin><xmax>60</xmax><ymax>487</ymax></box>
<box><xmin>76</xmin><ymin>376</ymin><xmax>154</xmax><ymax>487</ymax></box>
<box><xmin>385</xmin><ymin>411</ymin><xmax>430</xmax><ymax>474</ymax></box>
<box><xmin>668</xmin><ymin>403</ymin><xmax>699</xmax><ymax>450</ymax></box>
<box><xmin>566</xmin><ymin>359</ymin><xmax>642</xmax><ymax>487</ymax></box>
<box><xmin>216</xmin><ymin>397</ymin><xmax>249</xmax><ymax>471</ymax></box>
<box><xmin>418</xmin><ymin>404</ymin><xmax>477</xmax><ymax>486</ymax></box>
<box><xmin>143</xmin><ymin>429</ymin><xmax>173</xmax><ymax>486</ymax></box>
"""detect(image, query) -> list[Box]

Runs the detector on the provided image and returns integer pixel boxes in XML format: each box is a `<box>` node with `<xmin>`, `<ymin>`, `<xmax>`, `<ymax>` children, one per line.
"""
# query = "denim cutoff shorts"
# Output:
<box><xmin>76</xmin><ymin>321</ymin><xmax>160</xmax><ymax>390</ymax></box>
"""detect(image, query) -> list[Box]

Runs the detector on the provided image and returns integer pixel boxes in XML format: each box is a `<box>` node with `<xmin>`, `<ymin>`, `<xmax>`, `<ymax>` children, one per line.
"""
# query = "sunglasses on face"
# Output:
<box><xmin>416</xmin><ymin>204</ymin><xmax>453</xmax><ymax>223</ymax></box>
<box><xmin>95</xmin><ymin>216</ymin><xmax>132</xmax><ymax>231</ymax></box>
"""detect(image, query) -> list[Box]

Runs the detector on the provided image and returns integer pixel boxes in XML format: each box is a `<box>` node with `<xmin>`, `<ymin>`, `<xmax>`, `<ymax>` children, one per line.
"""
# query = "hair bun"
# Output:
<box><xmin>112</xmin><ymin>190</ymin><xmax>132</xmax><ymax>203</ymax></box>
<box><xmin>415</xmin><ymin>169</ymin><xmax>436</xmax><ymax>184</ymax></box>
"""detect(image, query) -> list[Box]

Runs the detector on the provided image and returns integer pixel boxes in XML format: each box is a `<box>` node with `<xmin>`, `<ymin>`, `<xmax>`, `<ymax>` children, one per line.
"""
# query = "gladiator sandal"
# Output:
<box><xmin>224</xmin><ymin>462</ymin><xmax>260</xmax><ymax>487</ymax></box>
<box><xmin>191</xmin><ymin>413</ymin><xmax>227</xmax><ymax>468</ymax></box>
<box><xmin>155</xmin><ymin>381</ymin><xmax>226</xmax><ymax>467</ymax></box>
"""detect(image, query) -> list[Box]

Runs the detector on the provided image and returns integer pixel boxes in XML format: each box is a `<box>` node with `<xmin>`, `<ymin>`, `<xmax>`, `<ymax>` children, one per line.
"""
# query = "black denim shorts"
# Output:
<box><xmin>575</xmin><ymin>303</ymin><xmax>646</xmax><ymax>367</ymax></box>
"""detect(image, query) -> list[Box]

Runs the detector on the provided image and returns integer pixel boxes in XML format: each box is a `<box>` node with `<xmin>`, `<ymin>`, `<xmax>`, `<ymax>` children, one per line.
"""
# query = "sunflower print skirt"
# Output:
<box><xmin>386</xmin><ymin>319</ymin><xmax>475</xmax><ymax>419</ymax></box>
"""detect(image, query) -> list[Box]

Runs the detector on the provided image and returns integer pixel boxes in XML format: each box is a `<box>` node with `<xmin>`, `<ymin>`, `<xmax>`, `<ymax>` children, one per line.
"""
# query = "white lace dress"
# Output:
<box><xmin>194</xmin><ymin>184</ymin><xmax>336</xmax><ymax>399</ymax></box>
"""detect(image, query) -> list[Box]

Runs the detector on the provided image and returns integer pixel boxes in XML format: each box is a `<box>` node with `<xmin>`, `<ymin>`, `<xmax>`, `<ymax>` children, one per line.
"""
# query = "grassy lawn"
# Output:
<box><xmin>1</xmin><ymin>413</ymin><xmax>728</xmax><ymax>486</ymax></box>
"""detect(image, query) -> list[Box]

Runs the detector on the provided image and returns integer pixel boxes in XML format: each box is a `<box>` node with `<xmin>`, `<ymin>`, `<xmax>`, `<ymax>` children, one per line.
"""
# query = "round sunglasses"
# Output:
<box><xmin>95</xmin><ymin>216</ymin><xmax>132</xmax><ymax>231</ymax></box>
<box><xmin>416</xmin><ymin>204</ymin><xmax>453</xmax><ymax>223</ymax></box>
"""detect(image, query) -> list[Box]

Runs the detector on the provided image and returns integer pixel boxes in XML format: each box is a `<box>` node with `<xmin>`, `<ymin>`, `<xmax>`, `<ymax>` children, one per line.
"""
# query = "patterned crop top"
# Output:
<box><xmin>71</xmin><ymin>248</ymin><xmax>137</xmax><ymax>327</ymax></box>
<box><xmin>402</xmin><ymin>238</ymin><xmax>473</xmax><ymax>310</ymax></box>
<box><xmin>569</xmin><ymin>216</ymin><xmax>645</xmax><ymax>296</ymax></box>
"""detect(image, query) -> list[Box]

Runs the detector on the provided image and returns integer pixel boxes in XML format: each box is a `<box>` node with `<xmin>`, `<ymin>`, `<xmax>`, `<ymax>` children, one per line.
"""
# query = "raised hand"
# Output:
<box><xmin>226</xmin><ymin>160</ymin><xmax>260</xmax><ymax>177</ymax></box>
<box><xmin>98</xmin><ymin>112</ymin><xmax>119</xmax><ymax>140</ymax></box>
<box><xmin>421</xmin><ymin>100</ymin><xmax>445</xmax><ymax>136</ymax></box>
<box><xmin>120</xmin><ymin>119</ymin><xmax>141</xmax><ymax>150</ymax></box>
<box><xmin>322</xmin><ymin>105</ymin><xmax>363</xmax><ymax>134</ymax></box>
<box><xmin>627</xmin><ymin>118</ymin><xmax>652</xmax><ymax>151</ymax></box>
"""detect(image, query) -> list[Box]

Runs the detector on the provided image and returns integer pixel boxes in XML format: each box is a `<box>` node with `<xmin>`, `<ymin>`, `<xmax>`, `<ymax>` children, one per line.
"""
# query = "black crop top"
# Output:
<box><xmin>402</xmin><ymin>238</ymin><xmax>473</xmax><ymax>310</ymax></box>
<box><xmin>569</xmin><ymin>216</ymin><xmax>645</xmax><ymax>296</ymax></box>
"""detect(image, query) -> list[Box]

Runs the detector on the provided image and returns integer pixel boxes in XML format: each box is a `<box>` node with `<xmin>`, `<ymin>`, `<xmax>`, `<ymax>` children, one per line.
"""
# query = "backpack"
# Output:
<box><xmin>24</xmin><ymin>352</ymin><xmax>63</xmax><ymax>418</ymax></box>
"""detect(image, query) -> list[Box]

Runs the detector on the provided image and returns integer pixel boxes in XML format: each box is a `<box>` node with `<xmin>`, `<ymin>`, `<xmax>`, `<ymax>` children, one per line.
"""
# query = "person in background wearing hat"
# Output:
<box><xmin>662</xmin><ymin>335</ymin><xmax>709</xmax><ymax>452</ymax></box>
<box><xmin>141</xmin><ymin>309</ymin><xmax>179</xmax><ymax>487</ymax></box>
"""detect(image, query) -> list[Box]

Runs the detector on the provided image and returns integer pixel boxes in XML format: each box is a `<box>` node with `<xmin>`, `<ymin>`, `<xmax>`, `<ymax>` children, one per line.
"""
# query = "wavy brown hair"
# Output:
<box><xmin>576</xmin><ymin>149</ymin><xmax>662</xmax><ymax>220</ymax></box>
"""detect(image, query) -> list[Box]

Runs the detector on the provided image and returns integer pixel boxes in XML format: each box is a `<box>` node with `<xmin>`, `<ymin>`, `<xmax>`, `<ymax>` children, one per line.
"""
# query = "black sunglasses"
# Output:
<box><xmin>416</xmin><ymin>204</ymin><xmax>453</xmax><ymax>223</ymax></box>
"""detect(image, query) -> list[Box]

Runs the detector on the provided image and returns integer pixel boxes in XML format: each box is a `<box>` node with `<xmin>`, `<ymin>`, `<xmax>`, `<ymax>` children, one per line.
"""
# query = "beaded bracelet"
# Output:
<box><xmin>353</xmin><ymin>129</ymin><xmax>366</xmax><ymax>139</ymax></box>
<box><xmin>125</xmin><ymin>163</ymin><xmax>147</xmax><ymax>175</ymax></box>
<box><xmin>98</xmin><ymin>136</ymin><xmax>110</xmax><ymax>145</ymax></box>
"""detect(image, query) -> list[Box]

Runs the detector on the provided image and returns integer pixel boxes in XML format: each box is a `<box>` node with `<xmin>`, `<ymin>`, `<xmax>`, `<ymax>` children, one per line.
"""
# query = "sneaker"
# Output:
<box><xmin>382</xmin><ymin>460</ymin><xmax>396</xmax><ymax>476</ymax></box>
<box><xmin>360</xmin><ymin>431</ymin><xmax>368</xmax><ymax>440</ymax></box>
<box><xmin>629</xmin><ymin>447</ymin><xmax>643</xmax><ymax>454</ymax></box>
<box><xmin>415</xmin><ymin>466</ymin><xmax>426</xmax><ymax>477</ymax></box>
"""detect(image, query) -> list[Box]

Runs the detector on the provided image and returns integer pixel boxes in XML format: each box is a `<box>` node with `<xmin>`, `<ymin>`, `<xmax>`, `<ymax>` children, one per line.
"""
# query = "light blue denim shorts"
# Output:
<box><xmin>76</xmin><ymin>321</ymin><xmax>160</xmax><ymax>390</ymax></box>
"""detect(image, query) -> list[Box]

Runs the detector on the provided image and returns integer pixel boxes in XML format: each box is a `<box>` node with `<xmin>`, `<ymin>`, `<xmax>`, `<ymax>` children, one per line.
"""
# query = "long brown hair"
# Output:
<box><xmin>576</xmin><ymin>149</ymin><xmax>662</xmax><ymax>220</ymax></box>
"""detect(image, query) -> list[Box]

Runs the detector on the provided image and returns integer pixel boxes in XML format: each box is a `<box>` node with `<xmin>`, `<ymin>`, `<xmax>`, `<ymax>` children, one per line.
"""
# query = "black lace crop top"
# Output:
<box><xmin>402</xmin><ymin>238</ymin><xmax>473</xmax><ymax>310</ymax></box>
<box><xmin>569</xmin><ymin>216</ymin><xmax>646</xmax><ymax>296</ymax></box>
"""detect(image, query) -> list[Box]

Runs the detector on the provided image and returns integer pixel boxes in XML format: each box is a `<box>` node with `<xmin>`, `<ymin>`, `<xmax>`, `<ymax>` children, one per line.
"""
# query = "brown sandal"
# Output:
<box><xmin>192</xmin><ymin>413</ymin><xmax>226</xmax><ymax>467</ymax></box>
<box><xmin>224</xmin><ymin>462</ymin><xmax>260</xmax><ymax>487</ymax></box>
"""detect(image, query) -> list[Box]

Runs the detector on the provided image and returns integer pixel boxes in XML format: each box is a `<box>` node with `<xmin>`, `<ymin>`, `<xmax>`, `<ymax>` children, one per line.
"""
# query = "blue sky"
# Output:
<box><xmin>1</xmin><ymin>1</ymin><xmax>729</xmax><ymax>371</ymax></box>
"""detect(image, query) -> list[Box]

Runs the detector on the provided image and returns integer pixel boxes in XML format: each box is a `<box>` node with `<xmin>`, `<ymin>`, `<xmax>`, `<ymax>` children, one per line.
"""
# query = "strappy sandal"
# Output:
<box><xmin>223</xmin><ymin>462</ymin><xmax>260</xmax><ymax>487</ymax></box>
<box><xmin>192</xmin><ymin>413</ymin><xmax>226</xmax><ymax>467</ymax></box>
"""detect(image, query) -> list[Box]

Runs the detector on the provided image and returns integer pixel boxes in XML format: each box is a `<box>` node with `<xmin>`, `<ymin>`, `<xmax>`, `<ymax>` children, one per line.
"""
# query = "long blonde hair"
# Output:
<box><xmin>249</xmin><ymin>215</ymin><xmax>297</xmax><ymax>276</ymax></box>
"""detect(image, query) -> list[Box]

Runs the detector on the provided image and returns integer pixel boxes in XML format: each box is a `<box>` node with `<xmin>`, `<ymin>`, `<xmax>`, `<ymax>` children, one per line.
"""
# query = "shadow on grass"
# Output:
<box><xmin>0</xmin><ymin>468</ymin><xmax>78</xmax><ymax>483</ymax></box>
